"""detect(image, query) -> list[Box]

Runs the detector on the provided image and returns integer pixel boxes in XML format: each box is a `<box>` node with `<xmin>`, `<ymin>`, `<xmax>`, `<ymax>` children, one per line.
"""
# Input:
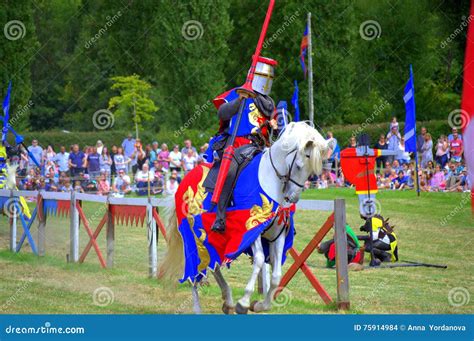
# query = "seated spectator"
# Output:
<box><xmin>165</xmin><ymin>174</ymin><xmax>179</xmax><ymax>196</ymax></box>
<box><xmin>392</xmin><ymin>160</ymin><xmax>402</xmax><ymax>173</ymax></box>
<box><xmin>74</xmin><ymin>180</ymin><xmax>84</xmax><ymax>193</ymax></box>
<box><xmin>60</xmin><ymin>179</ymin><xmax>73</xmax><ymax>192</ymax></box>
<box><xmin>135</xmin><ymin>164</ymin><xmax>155</xmax><ymax>196</ymax></box>
<box><xmin>97</xmin><ymin>173</ymin><xmax>110</xmax><ymax>195</ymax></box>
<box><xmin>392</xmin><ymin>170</ymin><xmax>409</xmax><ymax>190</ymax></box>
<box><xmin>152</xmin><ymin>170</ymin><xmax>164</xmax><ymax>195</ymax></box>
<box><xmin>113</xmin><ymin>169</ymin><xmax>131</xmax><ymax>195</ymax></box>
<box><xmin>429</xmin><ymin>165</ymin><xmax>446</xmax><ymax>191</ymax></box>
<box><xmin>170</xmin><ymin>169</ymin><xmax>182</xmax><ymax>184</ymax></box>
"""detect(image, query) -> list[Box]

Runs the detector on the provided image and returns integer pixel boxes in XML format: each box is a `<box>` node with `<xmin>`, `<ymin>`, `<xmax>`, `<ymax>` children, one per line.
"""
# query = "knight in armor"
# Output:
<box><xmin>204</xmin><ymin>56</ymin><xmax>278</xmax><ymax>233</ymax></box>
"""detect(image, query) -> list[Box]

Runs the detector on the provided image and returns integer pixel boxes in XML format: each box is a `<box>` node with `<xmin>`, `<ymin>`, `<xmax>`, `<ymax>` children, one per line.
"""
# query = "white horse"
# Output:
<box><xmin>161</xmin><ymin>122</ymin><xmax>328</xmax><ymax>314</ymax></box>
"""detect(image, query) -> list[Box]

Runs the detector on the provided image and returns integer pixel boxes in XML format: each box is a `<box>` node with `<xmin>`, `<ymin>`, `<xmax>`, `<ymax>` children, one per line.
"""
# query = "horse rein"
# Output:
<box><xmin>268</xmin><ymin>146</ymin><xmax>305</xmax><ymax>191</ymax></box>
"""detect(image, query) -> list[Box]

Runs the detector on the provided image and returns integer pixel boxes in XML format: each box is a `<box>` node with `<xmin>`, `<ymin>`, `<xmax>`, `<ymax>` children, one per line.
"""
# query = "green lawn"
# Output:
<box><xmin>0</xmin><ymin>188</ymin><xmax>472</xmax><ymax>314</ymax></box>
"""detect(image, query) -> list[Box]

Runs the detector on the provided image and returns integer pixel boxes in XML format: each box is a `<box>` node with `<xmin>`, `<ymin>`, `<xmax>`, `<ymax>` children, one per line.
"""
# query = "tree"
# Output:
<box><xmin>0</xmin><ymin>0</ymin><xmax>39</xmax><ymax>130</ymax></box>
<box><xmin>108</xmin><ymin>75</ymin><xmax>158</xmax><ymax>134</ymax></box>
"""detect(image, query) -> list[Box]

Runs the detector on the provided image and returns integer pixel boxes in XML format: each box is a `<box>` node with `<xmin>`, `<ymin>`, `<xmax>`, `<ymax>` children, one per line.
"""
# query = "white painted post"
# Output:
<box><xmin>147</xmin><ymin>203</ymin><xmax>157</xmax><ymax>278</ymax></box>
<box><xmin>69</xmin><ymin>190</ymin><xmax>79</xmax><ymax>262</ymax></box>
<box><xmin>10</xmin><ymin>190</ymin><xmax>17</xmax><ymax>252</ymax></box>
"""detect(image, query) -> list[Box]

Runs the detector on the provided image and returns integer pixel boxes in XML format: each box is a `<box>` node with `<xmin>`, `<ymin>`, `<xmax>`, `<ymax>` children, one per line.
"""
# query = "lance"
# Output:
<box><xmin>211</xmin><ymin>0</ymin><xmax>275</xmax><ymax>207</ymax></box>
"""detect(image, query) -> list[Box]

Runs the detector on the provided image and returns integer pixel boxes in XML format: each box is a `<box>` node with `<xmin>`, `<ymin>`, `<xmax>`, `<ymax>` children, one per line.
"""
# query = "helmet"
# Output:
<box><xmin>251</xmin><ymin>56</ymin><xmax>278</xmax><ymax>95</ymax></box>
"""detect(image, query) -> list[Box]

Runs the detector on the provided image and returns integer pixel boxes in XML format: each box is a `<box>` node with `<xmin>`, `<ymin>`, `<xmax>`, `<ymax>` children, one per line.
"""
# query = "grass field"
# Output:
<box><xmin>0</xmin><ymin>188</ymin><xmax>472</xmax><ymax>314</ymax></box>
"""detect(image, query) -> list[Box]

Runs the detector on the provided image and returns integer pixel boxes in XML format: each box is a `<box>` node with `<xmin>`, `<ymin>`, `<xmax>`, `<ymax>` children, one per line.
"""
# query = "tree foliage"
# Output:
<box><xmin>108</xmin><ymin>74</ymin><xmax>157</xmax><ymax>130</ymax></box>
<box><xmin>0</xmin><ymin>0</ymin><xmax>470</xmax><ymax>133</ymax></box>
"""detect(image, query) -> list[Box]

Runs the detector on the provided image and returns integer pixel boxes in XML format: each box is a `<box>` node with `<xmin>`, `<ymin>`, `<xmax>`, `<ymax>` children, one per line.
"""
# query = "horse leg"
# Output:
<box><xmin>212</xmin><ymin>265</ymin><xmax>234</xmax><ymax>314</ymax></box>
<box><xmin>250</xmin><ymin>231</ymin><xmax>285</xmax><ymax>313</ymax></box>
<box><xmin>191</xmin><ymin>282</ymin><xmax>202</xmax><ymax>314</ymax></box>
<box><xmin>235</xmin><ymin>236</ymin><xmax>264</xmax><ymax>314</ymax></box>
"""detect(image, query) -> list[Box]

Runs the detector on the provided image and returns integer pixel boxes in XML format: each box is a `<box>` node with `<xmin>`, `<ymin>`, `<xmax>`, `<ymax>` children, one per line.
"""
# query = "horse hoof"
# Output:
<box><xmin>222</xmin><ymin>303</ymin><xmax>235</xmax><ymax>315</ymax></box>
<box><xmin>235</xmin><ymin>302</ymin><xmax>248</xmax><ymax>314</ymax></box>
<box><xmin>249</xmin><ymin>300</ymin><xmax>258</xmax><ymax>312</ymax></box>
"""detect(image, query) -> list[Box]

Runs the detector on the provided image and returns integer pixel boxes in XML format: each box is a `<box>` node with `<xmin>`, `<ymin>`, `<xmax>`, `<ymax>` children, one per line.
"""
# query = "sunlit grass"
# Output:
<box><xmin>0</xmin><ymin>188</ymin><xmax>472</xmax><ymax>314</ymax></box>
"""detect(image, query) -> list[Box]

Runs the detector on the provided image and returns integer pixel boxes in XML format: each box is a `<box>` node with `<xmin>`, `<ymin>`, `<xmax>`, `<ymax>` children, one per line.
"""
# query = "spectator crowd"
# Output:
<box><xmin>14</xmin><ymin>133</ymin><xmax>208</xmax><ymax>197</ymax></box>
<box><xmin>10</xmin><ymin>117</ymin><xmax>470</xmax><ymax>197</ymax></box>
<box><xmin>309</xmin><ymin>117</ymin><xmax>469</xmax><ymax>193</ymax></box>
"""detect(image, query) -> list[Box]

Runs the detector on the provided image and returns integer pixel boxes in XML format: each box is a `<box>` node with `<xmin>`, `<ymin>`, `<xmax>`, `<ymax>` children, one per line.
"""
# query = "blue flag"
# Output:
<box><xmin>403</xmin><ymin>65</ymin><xmax>416</xmax><ymax>153</ymax></box>
<box><xmin>291</xmin><ymin>80</ymin><xmax>300</xmax><ymax>122</ymax></box>
<box><xmin>2</xmin><ymin>81</ymin><xmax>12</xmax><ymax>143</ymax></box>
<box><xmin>276</xmin><ymin>101</ymin><xmax>288</xmax><ymax>129</ymax></box>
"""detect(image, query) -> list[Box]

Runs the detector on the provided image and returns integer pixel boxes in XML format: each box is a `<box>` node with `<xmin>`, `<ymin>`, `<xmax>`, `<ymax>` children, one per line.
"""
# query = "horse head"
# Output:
<box><xmin>271</xmin><ymin>121</ymin><xmax>329</xmax><ymax>204</ymax></box>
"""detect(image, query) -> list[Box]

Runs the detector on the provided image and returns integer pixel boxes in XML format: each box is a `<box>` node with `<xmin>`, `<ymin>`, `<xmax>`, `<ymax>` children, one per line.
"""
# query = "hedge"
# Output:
<box><xmin>16</xmin><ymin>120</ymin><xmax>450</xmax><ymax>150</ymax></box>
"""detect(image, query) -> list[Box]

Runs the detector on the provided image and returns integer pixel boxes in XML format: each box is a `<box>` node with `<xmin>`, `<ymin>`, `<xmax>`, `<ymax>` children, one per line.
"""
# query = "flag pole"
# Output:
<box><xmin>410</xmin><ymin>64</ymin><xmax>421</xmax><ymax>197</ymax></box>
<box><xmin>307</xmin><ymin>12</ymin><xmax>314</xmax><ymax>125</ymax></box>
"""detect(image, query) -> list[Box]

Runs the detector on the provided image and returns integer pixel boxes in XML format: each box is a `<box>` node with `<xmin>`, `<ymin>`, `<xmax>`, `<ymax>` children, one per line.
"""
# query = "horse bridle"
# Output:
<box><xmin>268</xmin><ymin>146</ymin><xmax>306</xmax><ymax>191</ymax></box>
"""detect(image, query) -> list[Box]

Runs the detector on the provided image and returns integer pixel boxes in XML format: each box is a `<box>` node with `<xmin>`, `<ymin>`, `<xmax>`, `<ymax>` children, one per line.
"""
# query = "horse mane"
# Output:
<box><xmin>278</xmin><ymin>121</ymin><xmax>328</xmax><ymax>175</ymax></box>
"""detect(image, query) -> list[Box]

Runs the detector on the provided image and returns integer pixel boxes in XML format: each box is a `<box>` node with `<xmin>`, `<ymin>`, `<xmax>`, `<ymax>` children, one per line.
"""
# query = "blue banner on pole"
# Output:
<box><xmin>2</xmin><ymin>81</ymin><xmax>12</xmax><ymax>143</ymax></box>
<box><xmin>291</xmin><ymin>80</ymin><xmax>300</xmax><ymax>122</ymax></box>
<box><xmin>404</xmin><ymin>65</ymin><xmax>416</xmax><ymax>153</ymax></box>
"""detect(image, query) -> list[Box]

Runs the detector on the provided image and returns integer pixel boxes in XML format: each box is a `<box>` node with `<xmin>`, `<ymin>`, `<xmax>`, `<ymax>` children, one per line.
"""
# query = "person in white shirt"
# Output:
<box><xmin>183</xmin><ymin>149</ymin><xmax>197</xmax><ymax>175</ymax></box>
<box><xmin>165</xmin><ymin>175</ymin><xmax>179</xmax><ymax>196</ymax></box>
<box><xmin>135</xmin><ymin>163</ymin><xmax>154</xmax><ymax>195</ymax></box>
<box><xmin>135</xmin><ymin>164</ymin><xmax>155</xmax><ymax>183</ymax></box>
<box><xmin>169</xmin><ymin>145</ymin><xmax>182</xmax><ymax>172</ymax></box>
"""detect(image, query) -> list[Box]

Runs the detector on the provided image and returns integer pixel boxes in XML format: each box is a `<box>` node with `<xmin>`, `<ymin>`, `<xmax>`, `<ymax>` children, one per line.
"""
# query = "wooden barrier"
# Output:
<box><xmin>269</xmin><ymin>198</ymin><xmax>350</xmax><ymax>310</ymax></box>
<box><xmin>0</xmin><ymin>189</ymin><xmax>168</xmax><ymax>278</ymax></box>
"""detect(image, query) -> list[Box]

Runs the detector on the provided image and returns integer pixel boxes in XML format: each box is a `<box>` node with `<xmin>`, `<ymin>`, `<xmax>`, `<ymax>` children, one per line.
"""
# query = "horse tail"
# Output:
<box><xmin>159</xmin><ymin>202</ymin><xmax>184</xmax><ymax>280</ymax></box>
